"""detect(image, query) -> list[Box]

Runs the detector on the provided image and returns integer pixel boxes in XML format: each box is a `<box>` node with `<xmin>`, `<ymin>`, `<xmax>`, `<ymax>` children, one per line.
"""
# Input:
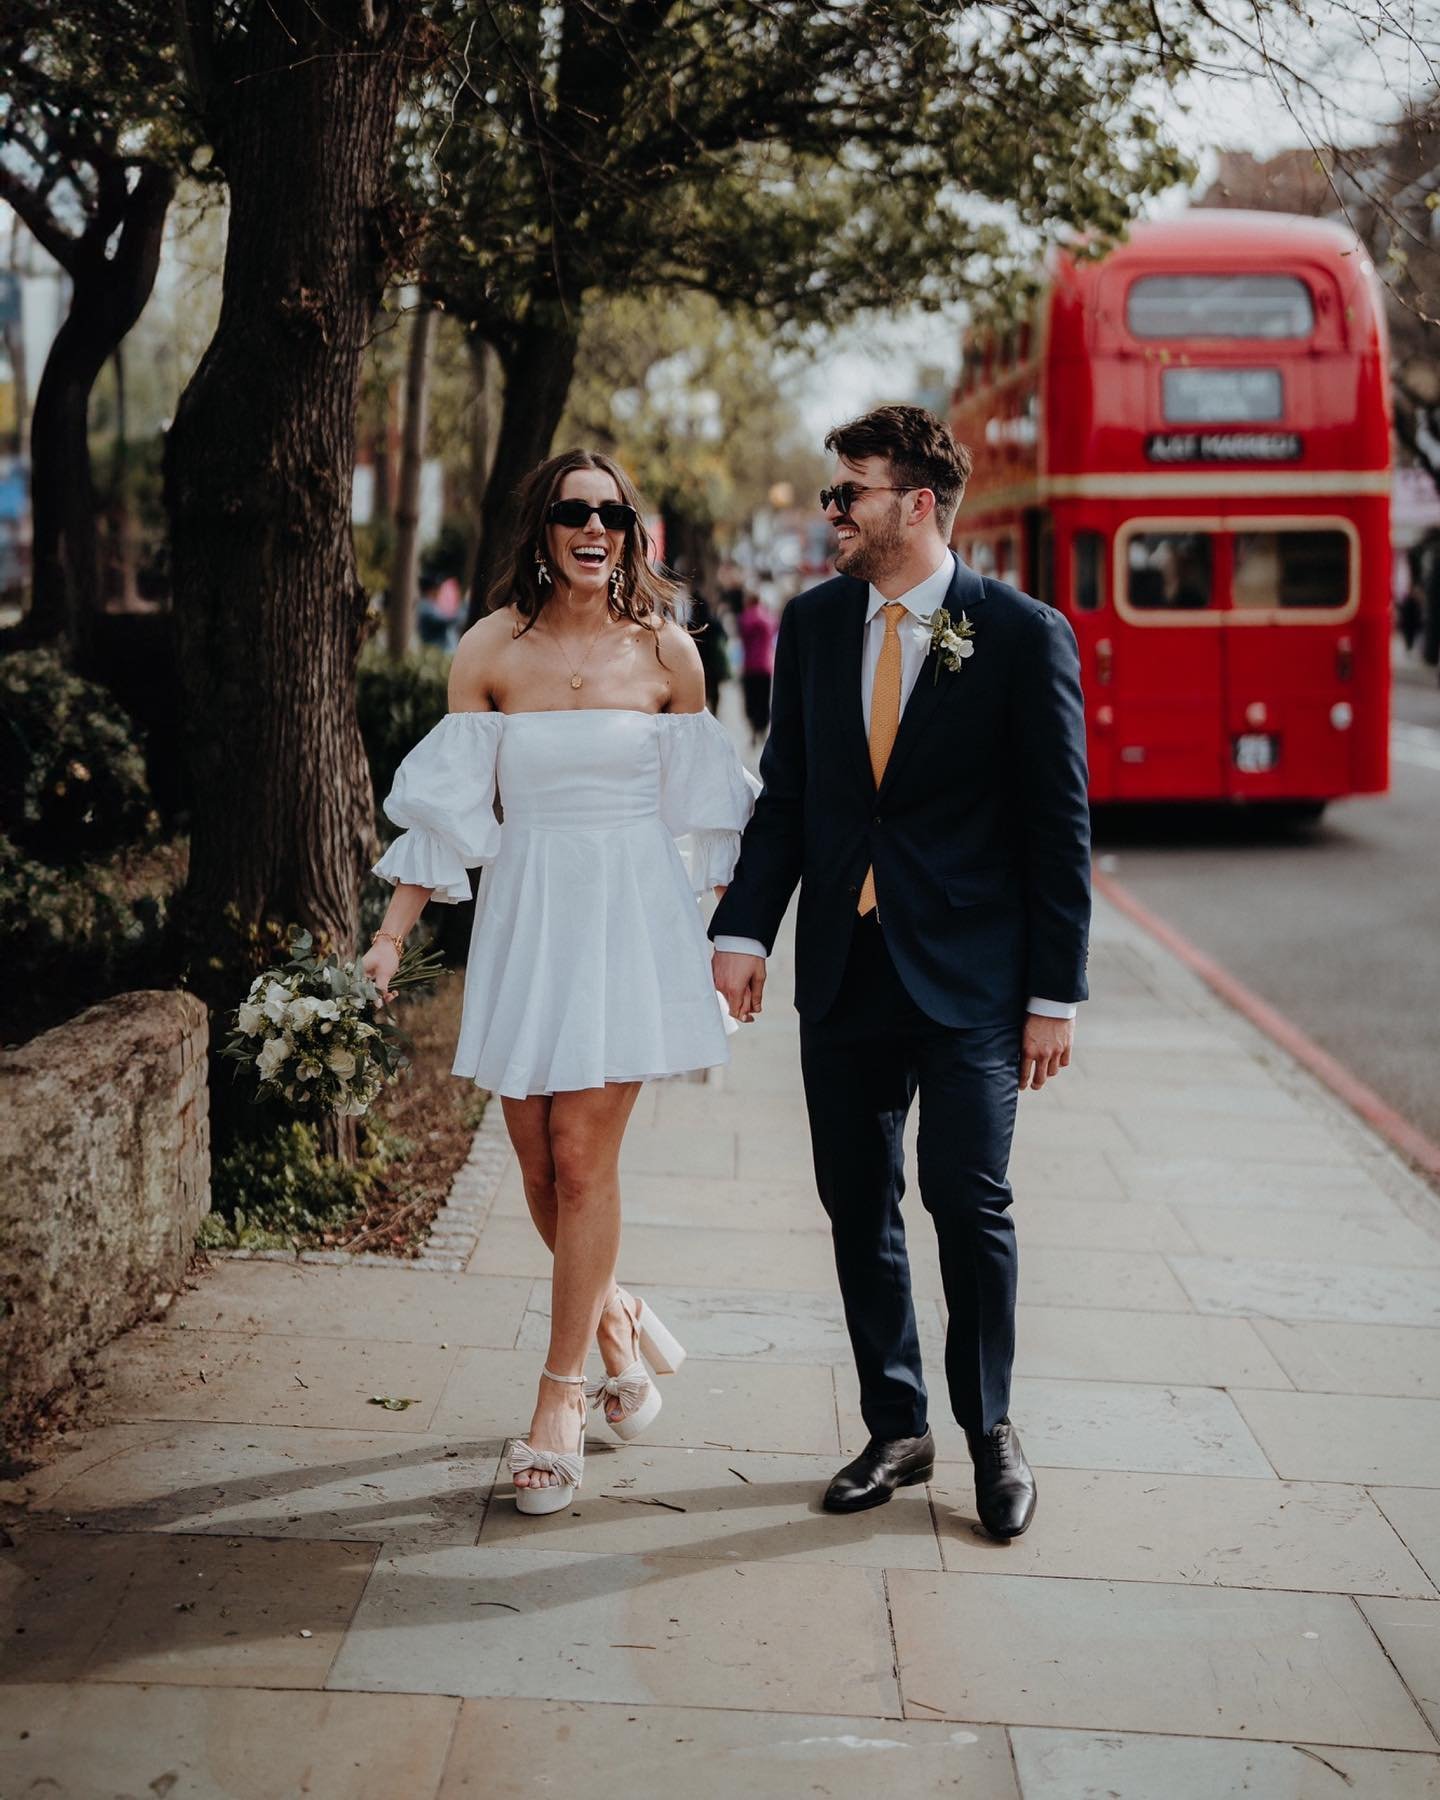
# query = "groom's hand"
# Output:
<box><xmin>712</xmin><ymin>950</ymin><xmax>766</xmax><ymax>1023</ymax></box>
<box><xmin>1020</xmin><ymin>1014</ymin><xmax>1073</xmax><ymax>1090</ymax></box>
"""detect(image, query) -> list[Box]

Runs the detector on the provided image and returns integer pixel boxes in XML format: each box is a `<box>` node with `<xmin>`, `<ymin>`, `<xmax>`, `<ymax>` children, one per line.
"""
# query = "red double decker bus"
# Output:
<box><xmin>949</xmin><ymin>212</ymin><xmax>1391</xmax><ymax>814</ymax></box>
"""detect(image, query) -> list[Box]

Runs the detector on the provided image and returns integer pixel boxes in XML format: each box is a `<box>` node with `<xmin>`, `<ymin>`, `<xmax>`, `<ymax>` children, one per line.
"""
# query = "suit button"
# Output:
<box><xmin>873</xmin><ymin>814</ymin><xmax>882</xmax><ymax>825</ymax></box>
<box><xmin>848</xmin><ymin>884</ymin><xmax>859</xmax><ymax>895</ymax></box>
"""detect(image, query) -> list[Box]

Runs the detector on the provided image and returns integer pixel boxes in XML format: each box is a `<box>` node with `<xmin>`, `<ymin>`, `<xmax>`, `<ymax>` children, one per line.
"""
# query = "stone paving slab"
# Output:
<box><xmin>1175</xmin><ymin>1205</ymin><xmax>1440</xmax><ymax>1266</ymax></box>
<box><xmin>0</xmin><ymin>1685</ymin><xmax>460</xmax><ymax>1800</ymax></box>
<box><xmin>930</xmin><ymin>1467</ymin><xmax>1436</xmax><ymax>1596</ymax></box>
<box><xmin>1108</xmin><ymin>1153</ymin><xmax>1401</xmax><ymax>1212</ymax></box>
<box><xmin>1358</xmin><ymin>1597</ymin><xmax>1440</xmax><ymax>1738</ymax></box>
<box><xmin>887</xmin><ymin>1570</ymin><xmax>1436</xmax><ymax>1747</ymax></box>
<box><xmin>18</xmin><ymin>1421</ymin><xmax>497</xmax><ymax>1549</ymax></box>
<box><xmin>1232</xmin><ymin>1391</ymin><xmax>1440</xmax><ymax>1486</ymax></box>
<box><xmin>1372</xmin><ymin>1490</ymin><xmax>1440</xmax><ymax>1591</ymax></box>
<box><xmin>163</xmin><ymin>1260</ymin><xmax>532</xmax><ymax>1346</ymax></box>
<box><xmin>1008</xmin><ymin>1728</ymin><xmax>1440</xmax><ymax>1799</ymax></box>
<box><xmin>1253</xmin><ymin>1320</ymin><xmax>1440</xmax><ymax>1398</ymax></box>
<box><xmin>437</xmin><ymin>1699</ymin><xmax>1020</xmax><ymax>1798</ymax></box>
<box><xmin>1171</xmin><ymin>1256</ymin><xmax>1440</xmax><ymax>1326</ymax></box>
<box><xmin>0</xmin><ymin>1529</ymin><xmax>375</xmax><ymax>1688</ymax></box>
<box><xmin>97</xmin><ymin>1328</ymin><xmax>462</xmax><ymax>1432</ymax></box>
<box><xmin>327</xmin><ymin>1546</ymin><xmax>900</xmax><ymax>1715</ymax></box>
<box><xmin>1013</xmin><ymin>1304</ymin><xmax>1292</xmax><ymax>1388</ymax></box>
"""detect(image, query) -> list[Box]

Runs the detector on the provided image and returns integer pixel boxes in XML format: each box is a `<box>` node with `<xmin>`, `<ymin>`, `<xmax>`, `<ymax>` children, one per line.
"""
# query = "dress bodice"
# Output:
<box><xmin>498</xmin><ymin>710</ymin><xmax>666</xmax><ymax>830</ymax></box>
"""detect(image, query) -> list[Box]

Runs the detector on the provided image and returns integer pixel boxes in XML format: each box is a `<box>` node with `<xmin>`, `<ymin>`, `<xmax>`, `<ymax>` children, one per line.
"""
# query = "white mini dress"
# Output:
<box><xmin>372</xmin><ymin>708</ymin><xmax>758</xmax><ymax>1099</ymax></box>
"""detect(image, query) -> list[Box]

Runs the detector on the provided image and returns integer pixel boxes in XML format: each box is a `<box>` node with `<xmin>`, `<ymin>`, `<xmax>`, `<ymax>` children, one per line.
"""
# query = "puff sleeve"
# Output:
<box><xmin>656</xmin><ymin>710</ymin><xmax>760</xmax><ymax>894</ymax></box>
<box><xmin>371</xmin><ymin>712</ymin><xmax>504</xmax><ymax>903</ymax></box>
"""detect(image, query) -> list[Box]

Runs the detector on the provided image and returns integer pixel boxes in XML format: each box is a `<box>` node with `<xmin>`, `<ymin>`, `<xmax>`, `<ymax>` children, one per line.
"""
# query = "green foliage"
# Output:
<box><xmin>415</xmin><ymin>2</ymin><xmax>1199</xmax><ymax>356</ymax></box>
<box><xmin>0</xmin><ymin>832</ymin><xmax>184</xmax><ymax>1041</ymax></box>
<box><xmin>198</xmin><ymin>1119</ymin><xmax>403</xmax><ymax>1250</ymax></box>
<box><xmin>356</xmin><ymin>639</ymin><xmax>452</xmax><ymax>833</ymax></box>
<box><xmin>0</xmin><ymin>650</ymin><xmax>157</xmax><ymax>864</ymax></box>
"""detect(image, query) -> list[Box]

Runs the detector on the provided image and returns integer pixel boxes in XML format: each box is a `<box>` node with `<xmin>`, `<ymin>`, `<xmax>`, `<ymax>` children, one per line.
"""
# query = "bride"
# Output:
<box><xmin>362</xmin><ymin>450</ymin><xmax>757</xmax><ymax>1516</ymax></box>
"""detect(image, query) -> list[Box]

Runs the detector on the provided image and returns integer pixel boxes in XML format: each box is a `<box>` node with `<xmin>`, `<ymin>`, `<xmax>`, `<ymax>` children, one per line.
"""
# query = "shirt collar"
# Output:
<box><xmin>865</xmin><ymin>551</ymin><xmax>955</xmax><ymax>626</ymax></box>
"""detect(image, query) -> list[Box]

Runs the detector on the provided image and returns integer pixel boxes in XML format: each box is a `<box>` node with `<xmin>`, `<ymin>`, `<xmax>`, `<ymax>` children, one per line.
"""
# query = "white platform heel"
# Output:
<box><xmin>591</xmin><ymin>1292</ymin><xmax>687</xmax><ymax>1443</ymax></box>
<box><xmin>508</xmin><ymin>1369</ymin><xmax>587</xmax><ymax>1516</ymax></box>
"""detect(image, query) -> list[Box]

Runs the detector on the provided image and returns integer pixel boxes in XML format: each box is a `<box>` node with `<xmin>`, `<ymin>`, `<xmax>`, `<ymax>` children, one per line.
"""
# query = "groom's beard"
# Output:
<box><xmin>833</xmin><ymin>503</ymin><xmax>906</xmax><ymax>586</ymax></box>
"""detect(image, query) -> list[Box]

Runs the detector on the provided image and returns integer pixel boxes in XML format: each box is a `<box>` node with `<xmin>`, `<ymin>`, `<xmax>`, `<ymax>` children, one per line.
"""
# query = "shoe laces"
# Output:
<box><xmin>991</xmin><ymin>1421</ymin><xmax>1018</xmax><ymax>1472</ymax></box>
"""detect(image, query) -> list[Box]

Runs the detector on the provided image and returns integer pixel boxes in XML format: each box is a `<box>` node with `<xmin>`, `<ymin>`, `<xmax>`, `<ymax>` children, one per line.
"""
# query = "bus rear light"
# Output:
<box><xmin>1094</xmin><ymin>704</ymin><xmax>1114</xmax><ymax>729</ymax></box>
<box><xmin>1244</xmin><ymin>701</ymin><xmax>1268</xmax><ymax>728</ymax></box>
<box><xmin>1337</xmin><ymin>636</ymin><xmax>1353</xmax><ymax>681</ymax></box>
<box><xmin>1331</xmin><ymin>702</ymin><xmax>1354</xmax><ymax>730</ymax></box>
<box><xmin>1096</xmin><ymin>638</ymin><xmax>1113</xmax><ymax>685</ymax></box>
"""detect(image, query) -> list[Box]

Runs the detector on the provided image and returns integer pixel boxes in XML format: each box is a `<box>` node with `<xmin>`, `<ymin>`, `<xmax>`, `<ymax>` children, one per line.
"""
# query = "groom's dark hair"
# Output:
<box><xmin>825</xmin><ymin>404</ymin><xmax>973</xmax><ymax>528</ymax></box>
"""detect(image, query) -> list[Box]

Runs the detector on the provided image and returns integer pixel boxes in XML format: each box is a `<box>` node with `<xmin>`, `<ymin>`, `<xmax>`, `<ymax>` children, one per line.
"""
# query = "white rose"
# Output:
<box><xmin>256</xmin><ymin>1034</ymin><xmax>292</xmax><ymax>1081</ymax></box>
<box><xmin>286</xmin><ymin>996</ymin><xmax>322</xmax><ymax>1030</ymax></box>
<box><xmin>326</xmin><ymin>1048</ymin><xmax>357</xmax><ymax>1081</ymax></box>
<box><xmin>313</xmin><ymin>998</ymin><xmax>341</xmax><ymax>1020</ymax></box>
<box><xmin>236</xmin><ymin>1001</ymin><xmax>266</xmax><ymax>1036</ymax></box>
<box><xmin>261</xmin><ymin>982</ymin><xmax>292</xmax><ymax>1026</ymax></box>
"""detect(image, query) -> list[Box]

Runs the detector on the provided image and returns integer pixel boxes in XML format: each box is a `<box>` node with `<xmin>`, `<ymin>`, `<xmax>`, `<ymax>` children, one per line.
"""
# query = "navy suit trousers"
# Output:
<box><xmin>799</xmin><ymin>915</ymin><xmax>1022</xmax><ymax>1439</ymax></box>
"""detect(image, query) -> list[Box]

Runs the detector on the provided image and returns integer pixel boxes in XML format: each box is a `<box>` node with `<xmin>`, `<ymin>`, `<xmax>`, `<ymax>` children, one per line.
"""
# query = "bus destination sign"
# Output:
<box><xmin>1145</xmin><ymin>431</ymin><xmax>1303</xmax><ymax>464</ymax></box>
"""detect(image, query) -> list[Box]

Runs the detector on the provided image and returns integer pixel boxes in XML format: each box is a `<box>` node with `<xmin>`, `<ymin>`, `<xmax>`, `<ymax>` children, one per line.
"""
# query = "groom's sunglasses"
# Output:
<box><xmin>546</xmin><ymin>499</ymin><xmax>638</xmax><ymax>530</ymax></box>
<box><xmin>819</xmin><ymin>482</ymin><xmax>913</xmax><ymax>515</ymax></box>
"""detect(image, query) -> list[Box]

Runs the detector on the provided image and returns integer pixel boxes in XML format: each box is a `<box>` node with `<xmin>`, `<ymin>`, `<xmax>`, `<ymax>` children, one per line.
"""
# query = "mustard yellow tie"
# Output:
<box><xmin>858</xmin><ymin>602</ymin><xmax>907</xmax><ymax>917</ymax></box>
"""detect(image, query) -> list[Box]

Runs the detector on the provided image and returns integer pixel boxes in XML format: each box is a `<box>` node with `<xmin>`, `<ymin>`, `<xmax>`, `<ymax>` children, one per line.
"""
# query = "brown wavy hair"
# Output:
<box><xmin>486</xmin><ymin>449</ymin><xmax>682</xmax><ymax>643</ymax></box>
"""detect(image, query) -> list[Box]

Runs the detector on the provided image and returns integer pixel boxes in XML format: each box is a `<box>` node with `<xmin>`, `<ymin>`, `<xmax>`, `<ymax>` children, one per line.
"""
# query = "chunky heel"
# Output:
<box><xmin>636</xmin><ymin>1299</ymin><xmax>686</xmax><ymax>1376</ymax></box>
<box><xmin>509</xmin><ymin>1368</ymin><xmax>587</xmax><ymax>1516</ymax></box>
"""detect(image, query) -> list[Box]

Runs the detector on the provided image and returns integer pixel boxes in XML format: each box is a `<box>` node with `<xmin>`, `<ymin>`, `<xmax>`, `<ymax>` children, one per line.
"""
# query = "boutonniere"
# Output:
<box><xmin>912</xmin><ymin>607</ymin><xmax>976</xmax><ymax>681</ymax></box>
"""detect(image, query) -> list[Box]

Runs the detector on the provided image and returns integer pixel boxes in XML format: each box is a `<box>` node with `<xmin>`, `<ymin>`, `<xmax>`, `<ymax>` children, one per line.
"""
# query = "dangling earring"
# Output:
<box><xmin>535</xmin><ymin>550</ymin><xmax>551</xmax><ymax>587</ymax></box>
<box><xmin>609</xmin><ymin>566</ymin><xmax>624</xmax><ymax>605</ymax></box>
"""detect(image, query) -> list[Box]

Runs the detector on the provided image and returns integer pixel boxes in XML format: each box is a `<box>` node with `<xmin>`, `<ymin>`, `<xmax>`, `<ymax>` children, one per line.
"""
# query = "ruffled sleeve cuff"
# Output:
<box><xmin>372</xmin><ymin>830</ymin><xmax>475</xmax><ymax>904</ymax></box>
<box><xmin>683</xmin><ymin>826</ymin><xmax>745</xmax><ymax>895</ymax></box>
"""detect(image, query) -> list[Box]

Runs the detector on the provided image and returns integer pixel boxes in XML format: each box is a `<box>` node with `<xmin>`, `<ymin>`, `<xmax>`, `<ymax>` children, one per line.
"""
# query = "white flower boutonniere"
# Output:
<box><xmin>919</xmin><ymin>607</ymin><xmax>976</xmax><ymax>682</ymax></box>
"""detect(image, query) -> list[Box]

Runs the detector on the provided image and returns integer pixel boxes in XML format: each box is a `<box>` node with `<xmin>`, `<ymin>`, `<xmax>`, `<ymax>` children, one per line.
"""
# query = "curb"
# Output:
<box><xmin>1095</xmin><ymin>868</ymin><xmax>1440</xmax><ymax>1185</ymax></box>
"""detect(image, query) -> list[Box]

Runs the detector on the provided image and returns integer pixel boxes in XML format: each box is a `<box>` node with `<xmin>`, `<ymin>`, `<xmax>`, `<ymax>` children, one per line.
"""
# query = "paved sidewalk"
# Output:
<box><xmin>5</xmin><ymin>893</ymin><xmax>1440</xmax><ymax>1797</ymax></box>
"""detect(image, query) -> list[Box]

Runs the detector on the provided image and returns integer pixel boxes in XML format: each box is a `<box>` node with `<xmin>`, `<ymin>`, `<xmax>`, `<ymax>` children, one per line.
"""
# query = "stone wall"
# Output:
<box><xmin>1</xmin><ymin>989</ymin><xmax>210</xmax><ymax>1440</ymax></box>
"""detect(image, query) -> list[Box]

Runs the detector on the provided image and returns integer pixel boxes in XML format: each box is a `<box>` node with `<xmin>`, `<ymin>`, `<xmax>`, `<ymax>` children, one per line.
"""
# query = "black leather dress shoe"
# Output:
<box><xmin>823</xmin><ymin>1431</ymin><xmax>935</xmax><ymax>1513</ymax></box>
<box><xmin>965</xmin><ymin>1418</ymin><xmax>1037</xmax><ymax>1539</ymax></box>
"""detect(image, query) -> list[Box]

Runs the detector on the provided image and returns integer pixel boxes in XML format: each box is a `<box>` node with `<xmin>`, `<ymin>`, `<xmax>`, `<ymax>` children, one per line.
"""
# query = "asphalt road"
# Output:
<box><xmin>1092</xmin><ymin>645</ymin><xmax>1440</xmax><ymax>1150</ymax></box>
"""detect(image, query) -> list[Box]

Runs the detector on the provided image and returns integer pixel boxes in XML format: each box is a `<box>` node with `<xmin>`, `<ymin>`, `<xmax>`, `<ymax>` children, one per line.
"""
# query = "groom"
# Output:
<box><xmin>710</xmin><ymin>404</ymin><xmax>1090</xmax><ymax>1539</ymax></box>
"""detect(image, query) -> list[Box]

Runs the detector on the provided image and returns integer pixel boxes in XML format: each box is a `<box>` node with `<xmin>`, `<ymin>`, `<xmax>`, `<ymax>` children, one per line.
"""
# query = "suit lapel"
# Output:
<box><xmin>828</xmin><ymin>577</ymin><xmax>874</xmax><ymax>792</ymax></box>
<box><xmin>878</xmin><ymin>557</ymin><xmax>987</xmax><ymax>800</ymax></box>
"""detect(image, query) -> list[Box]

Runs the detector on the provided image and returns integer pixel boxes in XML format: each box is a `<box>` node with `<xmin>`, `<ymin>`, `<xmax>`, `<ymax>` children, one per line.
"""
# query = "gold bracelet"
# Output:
<box><xmin>370</xmin><ymin>930</ymin><xmax>405</xmax><ymax>956</ymax></box>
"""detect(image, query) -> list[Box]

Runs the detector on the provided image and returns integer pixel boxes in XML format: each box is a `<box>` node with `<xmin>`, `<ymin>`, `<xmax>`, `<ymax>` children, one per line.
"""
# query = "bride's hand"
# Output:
<box><xmin>361</xmin><ymin>940</ymin><xmax>401</xmax><ymax>1006</ymax></box>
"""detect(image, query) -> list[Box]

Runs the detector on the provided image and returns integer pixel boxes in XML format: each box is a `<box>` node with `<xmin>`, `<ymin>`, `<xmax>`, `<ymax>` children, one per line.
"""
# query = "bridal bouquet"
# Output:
<box><xmin>221</xmin><ymin>928</ymin><xmax>442</xmax><ymax>1117</ymax></box>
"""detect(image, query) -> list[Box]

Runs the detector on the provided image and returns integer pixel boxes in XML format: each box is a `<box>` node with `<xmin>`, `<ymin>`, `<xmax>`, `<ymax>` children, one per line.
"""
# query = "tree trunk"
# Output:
<box><xmin>164</xmin><ymin>0</ymin><xmax>416</xmax><ymax>1110</ymax></box>
<box><xmin>387</xmin><ymin>298</ymin><xmax>433</xmax><ymax>660</ymax></box>
<box><xmin>25</xmin><ymin>163</ymin><xmax>174</xmax><ymax>656</ymax></box>
<box><xmin>467</xmin><ymin>301</ymin><xmax>583</xmax><ymax>623</ymax></box>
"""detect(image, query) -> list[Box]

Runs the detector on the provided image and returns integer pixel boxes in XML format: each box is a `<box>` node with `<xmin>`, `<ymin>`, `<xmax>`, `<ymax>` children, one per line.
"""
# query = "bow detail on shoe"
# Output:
<box><xmin>587</xmin><ymin>1359</ymin><xmax>653</xmax><ymax>1417</ymax></box>
<box><xmin>507</xmin><ymin>1439</ymin><xmax>584</xmax><ymax>1485</ymax></box>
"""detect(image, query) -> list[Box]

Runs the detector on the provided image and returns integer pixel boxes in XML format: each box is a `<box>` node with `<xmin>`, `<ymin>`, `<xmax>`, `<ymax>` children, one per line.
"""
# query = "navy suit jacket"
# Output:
<box><xmin>709</xmin><ymin>558</ymin><xmax>1092</xmax><ymax>1028</ymax></box>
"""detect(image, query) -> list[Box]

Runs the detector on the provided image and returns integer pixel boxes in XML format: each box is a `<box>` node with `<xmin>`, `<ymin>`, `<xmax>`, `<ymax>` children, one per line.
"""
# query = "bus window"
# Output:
<box><xmin>1233</xmin><ymin>529</ymin><xmax>1351</xmax><ymax>609</ymax></box>
<box><xmin>971</xmin><ymin>539</ymin><xmax>997</xmax><ymax>576</ymax></box>
<box><xmin>1127</xmin><ymin>275</ymin><xmax>1314</xmax><ymax>340</ymax></box>
<box><xmin>1074</xmin><ymin>532</ymin><xmax>1106</xmax><ymax>611</ymax></box>
<box><xmin>1126</xmin><ymin>532</ymin><xmax>1214</xmax><ymax>610</ymax></box>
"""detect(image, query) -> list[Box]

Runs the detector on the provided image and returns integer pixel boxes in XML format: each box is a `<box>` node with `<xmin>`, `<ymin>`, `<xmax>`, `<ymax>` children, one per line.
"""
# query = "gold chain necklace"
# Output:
<box><xmin>545</xmin><ymin>609</ymin><xmax>611</xmax><ymax>691</ymax></box>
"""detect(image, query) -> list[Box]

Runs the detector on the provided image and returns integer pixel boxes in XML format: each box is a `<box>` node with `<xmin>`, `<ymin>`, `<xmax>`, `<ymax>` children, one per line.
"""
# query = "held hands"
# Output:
<box><xmin>360</xmin><ymin>940</ymin><xmax>401</xmax><ymax>1007</ymax></box>
<box><xmin>712</xmin><ymin>950</ymin><xmax>766</xmax><ymax>1024</ymax></box>
<box><xmin>1020</xmin><ymin>1014</ymin><xmax>1073</xmax><ymax>1091</ymax></box>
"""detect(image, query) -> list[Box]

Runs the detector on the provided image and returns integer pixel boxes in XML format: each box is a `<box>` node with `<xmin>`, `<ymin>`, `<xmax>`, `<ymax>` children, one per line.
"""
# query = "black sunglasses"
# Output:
<box><xmin>819</xmin><ymin>482</ymin><xmax>914</xmax><ymax>514</ymax></box>
<box><xmin>546</xmin><ymin>499</ymin><xmax>638</xmax><ymax>530</ymax></box>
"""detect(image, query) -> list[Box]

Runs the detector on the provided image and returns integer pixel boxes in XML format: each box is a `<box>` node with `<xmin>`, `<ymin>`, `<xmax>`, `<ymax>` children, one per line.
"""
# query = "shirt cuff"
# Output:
<box><xmin>1027</xmin><ymin>997</ymin><xmax>1079</xmax><ymax>1020</ymax></box>
<box><xmin>713</xmin><ymin>935</ymin><xmax>768</xmax><ymax>959</ymax></box>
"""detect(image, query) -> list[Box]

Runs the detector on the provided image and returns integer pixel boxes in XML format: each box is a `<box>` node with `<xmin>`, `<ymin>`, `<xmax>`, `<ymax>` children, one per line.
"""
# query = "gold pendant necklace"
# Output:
<box><xmin>548</xmin><ymin>610</ymin><xmax>610</xmax><ymax>691</ymax></box>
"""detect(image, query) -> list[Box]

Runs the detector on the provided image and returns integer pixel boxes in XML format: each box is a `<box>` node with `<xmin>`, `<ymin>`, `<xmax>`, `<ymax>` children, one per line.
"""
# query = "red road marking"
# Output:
<box><xmin>1093</xmin><ymin>868</ymin><xmax>1440</xmax><ymax>1183</ymax></box>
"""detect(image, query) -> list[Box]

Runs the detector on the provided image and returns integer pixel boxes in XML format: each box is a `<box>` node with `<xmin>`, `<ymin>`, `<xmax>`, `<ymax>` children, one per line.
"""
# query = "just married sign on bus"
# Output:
<box><xmin>1144</xmin><ymin>431</ymin><xmax>1304</xmax><ymax>463</ymax></box>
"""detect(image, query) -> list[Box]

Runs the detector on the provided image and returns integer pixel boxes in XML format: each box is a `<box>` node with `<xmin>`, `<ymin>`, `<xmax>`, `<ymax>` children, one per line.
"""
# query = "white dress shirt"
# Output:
<box><xmin>715</xmin><ymin>550</ymin><xmax>1078</xmax><ymax>1020</ymax></box>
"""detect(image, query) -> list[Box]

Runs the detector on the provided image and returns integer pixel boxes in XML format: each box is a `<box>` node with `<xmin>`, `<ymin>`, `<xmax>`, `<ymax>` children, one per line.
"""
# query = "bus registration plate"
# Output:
<box><xmin>1234</xmin><ymin>733</ymin><xmax>1279</xmax><ymax>773</ymax></box>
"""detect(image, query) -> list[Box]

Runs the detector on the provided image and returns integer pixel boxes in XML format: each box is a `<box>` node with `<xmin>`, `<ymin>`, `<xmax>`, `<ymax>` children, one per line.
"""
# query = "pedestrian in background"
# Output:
<box><xmin>738</xmin><ymin>589</ymin><xmax>778</xmax><ymax>743</ymax></box>
<box><xmin>687</xmin><ymin>587</ymin><xmax>731</xmax><ymax>714</ymax></box>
